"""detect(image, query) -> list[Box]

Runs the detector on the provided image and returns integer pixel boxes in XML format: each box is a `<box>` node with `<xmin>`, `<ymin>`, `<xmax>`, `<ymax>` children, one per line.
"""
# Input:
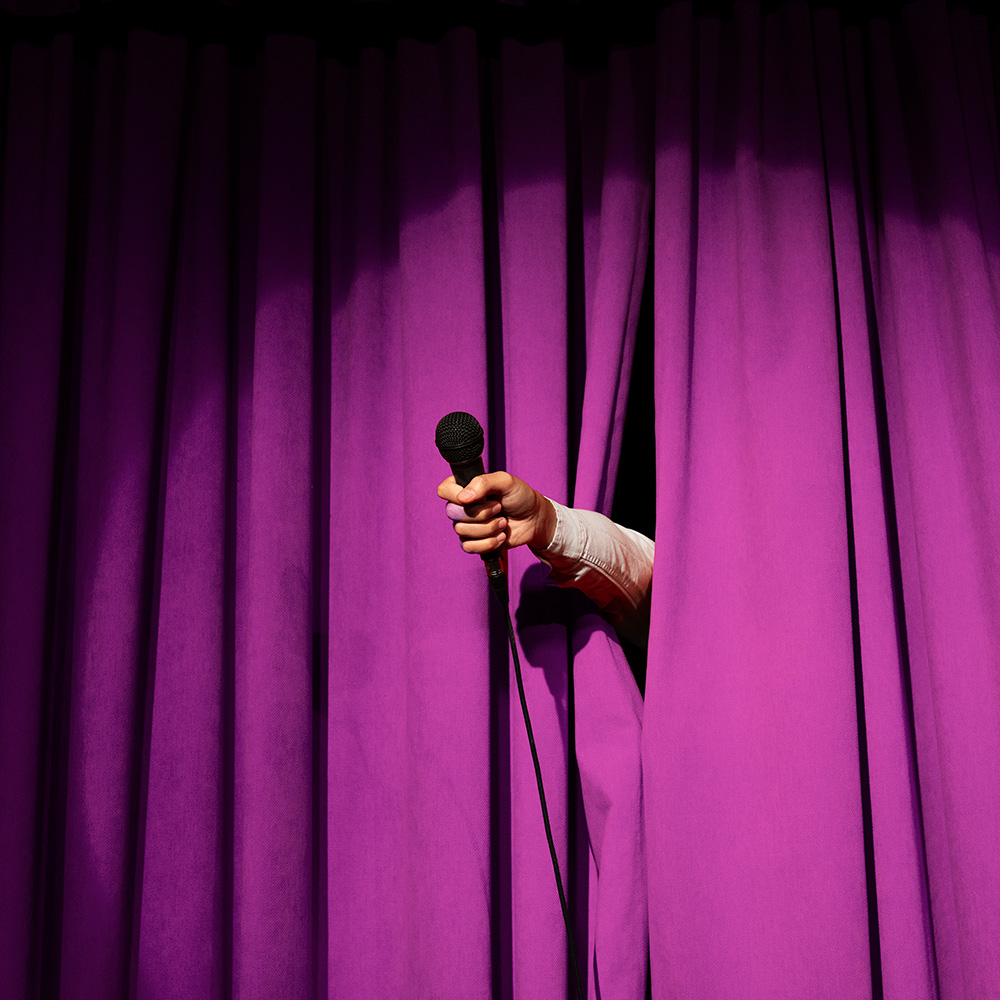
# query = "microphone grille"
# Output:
<box><xmin>435</xmin><ymin>411</ymin><xmax>485</xmax><ymax>465</ymax></box>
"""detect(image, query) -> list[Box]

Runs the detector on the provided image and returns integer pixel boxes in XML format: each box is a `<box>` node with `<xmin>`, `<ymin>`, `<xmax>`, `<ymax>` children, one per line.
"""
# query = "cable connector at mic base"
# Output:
<box><xmin>487</xmin><ymin>564</ymin><xmax>508</xmax><ymax>605</ymax></box>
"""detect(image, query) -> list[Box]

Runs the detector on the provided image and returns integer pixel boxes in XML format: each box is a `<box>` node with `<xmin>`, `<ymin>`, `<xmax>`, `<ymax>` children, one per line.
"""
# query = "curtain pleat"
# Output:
<box><xmin>494</xmin><ymin>37</ymin><xmax>575</xmax><ymax>1000</ymax></box>
<box><xmin>569</xmin><ymin>44</ymin><xmax>652</xmax><ymax>1000</ymax></box>
<box><xmin>648</xmin><ymin>4</ymin><xmax>870</xmax><ymax>996</ymax></box>
<box><xmin>0</xmin><ymin>34</ymin><xmax>75</xmax><ymax>1000</ymax></box>
<box><xmin>234</xmin><ymin>34</ymin><xmax>319</xmax><ymax>1000</ymax></box>
<box><xmin>136</xmin><ymin>42</ymin><xmax>232</xmax><ymax>1000</ymax></box>
<box><xmin>59</xmin><ymin>32</ymin><xmax>189</xmax><ymax>999</ymax></box>
<box><xmin>326</xmin><ymin>29</ymin><xmax>497</xmax><ymax>999</ymax></box>
<box><xmin>863</xmin><ymin>7</ymin><xmax>1000</xmax><ymax>996</ymax></box>
<box><xmin>815</xmin><ymin>16</ymin><xmax>936</xmax><ymax>1000</ymax></box>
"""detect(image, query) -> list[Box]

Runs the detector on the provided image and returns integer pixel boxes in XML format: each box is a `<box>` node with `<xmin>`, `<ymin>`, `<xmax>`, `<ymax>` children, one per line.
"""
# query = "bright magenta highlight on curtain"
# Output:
<box><xmin>1</xmin><ymin>2</ymin><xmax>998</xmax><ymax>999</ymax></box>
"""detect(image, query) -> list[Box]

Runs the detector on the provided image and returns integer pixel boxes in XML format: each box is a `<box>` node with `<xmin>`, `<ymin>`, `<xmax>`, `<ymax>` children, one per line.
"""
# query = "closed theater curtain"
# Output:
<box><xmin>1</xmin><ymin>2</ymin><xmax>1000</xmax><ymax>1000</ymax></box>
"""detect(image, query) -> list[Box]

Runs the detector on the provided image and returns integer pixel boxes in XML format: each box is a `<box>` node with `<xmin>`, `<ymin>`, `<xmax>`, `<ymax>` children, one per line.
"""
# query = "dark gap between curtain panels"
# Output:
<box><xmin>610</xmin><ymin>224</ymin><xmax>656</xmax><ymax>698</ymax></box>
<box><xmin>221</xmin><ymin>46</ymin><xmax>240</xmax><ymax>1000</ymax></box>
<box><xmin>849</xmin><ymin>29</ymin><xmax>943</xmax><ymax>997</ymax></box>
<box><xmin>561</xmin><ymin>66</ymin><xmax>590</xmax><ymax>982</ymax></box>
<box><xmin>33</xmin><ymin>43</ymin><xmax>97</xmax><ymax>1000</ymax></box>
<box><xmin>609</xmin><ymin>240</ymin><xmax>657</xmax><ymax>542</ymax></box>
<box><xmin>479</xmin><ymin>42</ymin><xmax>515</xmax><ymax>1000</ymax></box>
<box><xmin>812</xmin><ymin>16</ymin><xmax>884</xmax><ymax>997</ymax></box>
<box><xmin>565</xmin><ymin>60</ymin><xmax>585</xmax><ymax>510</ymax></box>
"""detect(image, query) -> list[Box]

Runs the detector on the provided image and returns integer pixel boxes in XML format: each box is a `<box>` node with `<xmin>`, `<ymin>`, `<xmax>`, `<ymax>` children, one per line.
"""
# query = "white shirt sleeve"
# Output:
<box><xmin>531</xmin><ymin>499</ymin><xmax>654</xmax><ymax>646</ymax></box>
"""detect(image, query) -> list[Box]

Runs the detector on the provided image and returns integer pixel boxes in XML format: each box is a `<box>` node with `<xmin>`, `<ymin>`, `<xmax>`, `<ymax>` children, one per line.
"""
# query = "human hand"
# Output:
<box><xmin>437</xmin><ymin>471</ymin><xmax>556</xmax><ymax>555</ymax></box>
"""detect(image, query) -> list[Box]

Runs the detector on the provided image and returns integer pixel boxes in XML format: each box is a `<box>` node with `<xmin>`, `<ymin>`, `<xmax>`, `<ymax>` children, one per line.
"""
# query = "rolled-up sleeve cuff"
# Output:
<box><xmin>531</xmin><ymin>499</ymin><xmax>654</xmax><ymax>643</ymax></box>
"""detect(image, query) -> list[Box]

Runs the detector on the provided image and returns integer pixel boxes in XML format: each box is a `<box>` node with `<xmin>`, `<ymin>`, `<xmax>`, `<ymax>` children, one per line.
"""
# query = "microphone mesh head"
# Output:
<box><xmin>435</xmin><ymin>411</ymin><xmax>485</xmax><ymax>465</ymax></box>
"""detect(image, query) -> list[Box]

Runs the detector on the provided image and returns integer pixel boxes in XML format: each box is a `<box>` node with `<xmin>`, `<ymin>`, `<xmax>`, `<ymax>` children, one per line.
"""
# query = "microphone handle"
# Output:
<box><xmin>449</xmin><ymin>457</ymin><xmax>508</xmax><ymax>604</ymax></box>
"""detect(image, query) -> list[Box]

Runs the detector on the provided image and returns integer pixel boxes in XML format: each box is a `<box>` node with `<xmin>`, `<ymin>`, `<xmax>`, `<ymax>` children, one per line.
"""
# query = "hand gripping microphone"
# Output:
<box><xmin>435</xmin><ymin>411</ymin><xmax>508</xmax><ymax>605</ymax></box>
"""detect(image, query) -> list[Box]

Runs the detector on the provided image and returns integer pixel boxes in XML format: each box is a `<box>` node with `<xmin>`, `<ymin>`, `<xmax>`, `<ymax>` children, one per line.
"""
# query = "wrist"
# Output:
<box><xmin>530</xmin><ymin>493</ymin><xmax>557</xmax><ymax>551</ymax></box>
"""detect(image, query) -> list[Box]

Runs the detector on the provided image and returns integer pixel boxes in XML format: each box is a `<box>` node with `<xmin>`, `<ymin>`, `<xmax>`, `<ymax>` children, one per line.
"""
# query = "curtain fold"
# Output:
<box><xmin>648</xmin><ymin>4</ymin><xmax>870</xmax><ymax>996</ymax></box>
<box><xmin>61</xmin><ymin>31</ymin><xmax>190</xmax><ymax>998</ymax></box>
<box><xmin>646</xmin><ymin>2</ymin><xmax>1000</xmax><ymax>998</ymax></box>
<box><xmin>137</xmin><ymin>39</ymin><xmax>233</xmax><ymax>1000</ymax></box>
<box><xmin>815</xmin><ymin>15</ymin><xmax>935</xmax><ymax>999</ymax></box>
<box><xmin>326</xmin><ymin>29</ymin><xmax>496</xmax><ymax>998</ymax></box>
<box><xmin>860</xmin><ymin>7</ymin><xmax>1000</xmax><ymax>996</ymax></box>
<box><xmin>2</xmin><ymin>3</ymin><xmax>1000</xmax><ymax>999</ymax></box>
<box><xmin>568</xmin><ymin>43</ymin><xmax>653</xmax><ymax>1000</ymax></box>
<box><xmin>235</xmin><ymin>33</ymin><xmax>319</xmax><ymax>1000</ymax></box>
<box><xmin>495</xmin><ymin>36</ymin><xmax>577</xmax><ymax>1000</ymax></box>
<box><xmin>0</xmin><ymin>32</ymin><xmax>76</xmax><ymax>1000</ymax></box>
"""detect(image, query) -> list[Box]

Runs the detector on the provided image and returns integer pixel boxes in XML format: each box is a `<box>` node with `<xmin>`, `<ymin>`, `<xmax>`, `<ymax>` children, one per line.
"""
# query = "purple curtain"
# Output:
<box><xmin>1</xmin><ymin>3</ymin><xmax>998</xmax><ymax>999</ymax></box>
<box><xmin>649</xmin><ymin>4</ymin><xmax>1000</xmax><ymax>999</ymax></box>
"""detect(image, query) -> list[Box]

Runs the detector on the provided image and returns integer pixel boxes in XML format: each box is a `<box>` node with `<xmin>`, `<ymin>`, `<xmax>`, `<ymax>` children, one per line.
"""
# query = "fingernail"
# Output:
<box><xmin>457</xmin><ymin>488</ymin><xmax>474</xmax><ymax>501</ymax></box>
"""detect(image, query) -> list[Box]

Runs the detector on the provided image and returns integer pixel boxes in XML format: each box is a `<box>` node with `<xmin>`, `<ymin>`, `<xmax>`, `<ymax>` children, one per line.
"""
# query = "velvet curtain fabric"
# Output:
<box><xmin>1</xmin><ymin>2</ymin><xmax>998</xmax><ymax>999</ymax></box>
<box><xmin>650</xmin><ymin>5</ymin><xmax>1000</xmax><ymax>998</ymax></box>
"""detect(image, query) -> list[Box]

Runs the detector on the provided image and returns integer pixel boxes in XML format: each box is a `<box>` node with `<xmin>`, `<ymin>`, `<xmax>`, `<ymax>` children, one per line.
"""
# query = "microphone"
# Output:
<box><xmin>435</xmin><ymin>411</ymin><xmax>508</xmax><ymax>604</ymax></box>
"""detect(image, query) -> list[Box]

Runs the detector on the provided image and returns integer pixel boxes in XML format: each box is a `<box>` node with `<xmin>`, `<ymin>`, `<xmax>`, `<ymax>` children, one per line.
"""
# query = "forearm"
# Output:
<box><xmin>531</xmin><ymin>500</ymin><xmax>654</xmax><ymax>647</ymax></box>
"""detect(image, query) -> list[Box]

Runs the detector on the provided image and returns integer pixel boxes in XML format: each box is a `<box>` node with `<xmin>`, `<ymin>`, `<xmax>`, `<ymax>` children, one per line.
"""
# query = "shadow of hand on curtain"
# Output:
<box><xmin>514</xmin><ymin>562</ymin><xmax>625</xmax><ymax>750</ymax></box>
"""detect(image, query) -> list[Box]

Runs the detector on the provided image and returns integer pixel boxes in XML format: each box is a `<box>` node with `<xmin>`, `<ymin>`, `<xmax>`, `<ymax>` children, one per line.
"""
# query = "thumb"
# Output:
<box><xmin>456</xmin><ymin>476</ymin><xmax>486</xmax><ymax>503</ymax></box>
<box><xmin>456</xmin><ymin>471</ymin><xmax>512</xmax><ymax>504</ymax></box>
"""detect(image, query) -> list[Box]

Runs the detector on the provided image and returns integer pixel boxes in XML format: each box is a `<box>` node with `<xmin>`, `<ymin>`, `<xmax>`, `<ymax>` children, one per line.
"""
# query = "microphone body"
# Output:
<box><xmin>435</xmin><ymin>412</ymin><xmax>508</xmax><ymax>604</ymax></box>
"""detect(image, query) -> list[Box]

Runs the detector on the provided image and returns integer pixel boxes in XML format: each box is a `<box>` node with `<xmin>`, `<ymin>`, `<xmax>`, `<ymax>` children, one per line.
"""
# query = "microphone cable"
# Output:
<box><xmin>494</xmin><ymin>583</ymin><xmax>587</xmax><ymax>1000</ymax></box>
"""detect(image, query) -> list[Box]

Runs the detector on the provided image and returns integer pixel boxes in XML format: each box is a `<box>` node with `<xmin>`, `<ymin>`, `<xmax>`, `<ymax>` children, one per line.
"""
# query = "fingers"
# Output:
<box><xmin>445</xmin><ymin>499</ymin><xmax>502</xmax><ymax>523</ymax></box>
<box><xmin>438</xmin><ymin>474</ymin><xmax>497</xmax><ymax>508</ymax></box>
<box><xmin>438</xmin><ymin>476</ymin><xmax>462</xmax><ymax>501</ymax></box>
<box><xmin>437</xmin><ymin>470</ymin><xmax>517</xmax><ymax>555</ymax></box>
<box><xmin>454</xmin><ymin>515</ymin><xmax>507</xmax><ymax>553</ymax></box>
<box><xmin>444</xmin><ymin>502</ymin><xmax>466</xmax><ymax>522</ymax></box>
<box><xmin>437</xmin><ymin>475</ymin><xmax>460</xmax><ymax>502</ymax></box>
<box><xmin>438</xmin><ymin>471</ymin><xmax>511</xmax><ymax>523</ymax></box>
